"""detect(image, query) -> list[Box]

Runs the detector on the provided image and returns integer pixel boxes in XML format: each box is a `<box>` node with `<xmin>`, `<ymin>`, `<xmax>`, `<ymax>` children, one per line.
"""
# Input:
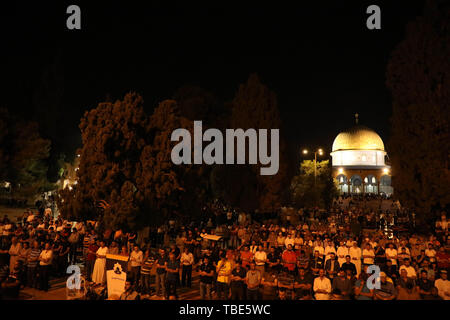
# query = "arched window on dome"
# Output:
<box><xmin>336</xmin><ymin>174</ymin><xmax>348</xmax><ymax>194</ymax></box>
<box><xmin>364</xmin><ymin>175</ymin><xmax>377</xmax><ymax>194</ymax></box>
<box><xmin>350</xmin><ymin>175</ymin><xmax>362</xmax><ymax>194</ymax></box>
<box><xmin>336</xmin><ymin>174</ymin><xmax>347</xmax><ymax>185</ymax></box>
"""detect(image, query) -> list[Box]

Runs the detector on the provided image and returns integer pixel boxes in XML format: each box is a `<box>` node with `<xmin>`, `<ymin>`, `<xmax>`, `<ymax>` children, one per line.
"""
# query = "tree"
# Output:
<box><xmin>57</xmin><ymin>93</ymin><xmax>192</xmax><ymax>230</ymax></box>
<box><xmin>291</xmin><ymin>160</ymin><xmax>338</xmax><ymax>209</ymax></box>
<box><xmin>0</xmin><ymin>108</ymin><xmax>52</xmax><ymax>201</ymax></box>
<box><xmin>386</xmin><ymin>0</ymin><xmax>450</xmax><ymax>224</ymax></box>
<box><xmin>172</xmin><ymin>85</ymin><xmax>230</xmax><ymax>219</ymax></box>
<box><xmin>173</xmin><ymin>85</ymin><xmax>229</xmax><ymax>129</ymax></box>
<box><xmin>210</xmin><ymin>165</ymin><xmax>259</xmax><ymax>212</ymax></box>
<box><xmin>32</xmin><ymin>51</ymin><xmax>69</xmax><ymax>183</ymax></box>
<box><xmin>227</xmin><ymin>73</ymin><xmax>291</xmax><ymax>212</ymax></box>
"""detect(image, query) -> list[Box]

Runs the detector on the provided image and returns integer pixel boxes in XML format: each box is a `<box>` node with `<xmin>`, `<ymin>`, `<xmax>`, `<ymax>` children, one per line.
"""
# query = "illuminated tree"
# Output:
<box><xmin>291</xmin><ymin>160</ymin><xmax>337</xmax><ymax>208</ymax></box>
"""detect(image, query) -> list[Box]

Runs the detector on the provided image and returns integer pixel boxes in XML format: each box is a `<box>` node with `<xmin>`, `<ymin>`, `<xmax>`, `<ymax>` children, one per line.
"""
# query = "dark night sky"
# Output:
<box><xmin>0</xmin><ymin>0</ymin><xmax>425</xmax><ymax>159</ymax></box>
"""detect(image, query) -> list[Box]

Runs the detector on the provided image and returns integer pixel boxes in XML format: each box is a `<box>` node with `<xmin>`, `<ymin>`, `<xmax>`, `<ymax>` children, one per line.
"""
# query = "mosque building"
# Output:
<box><xmin>330</xmin><ymin>114</ymin><xmax>393</xmax><ymax>195</ymax></box>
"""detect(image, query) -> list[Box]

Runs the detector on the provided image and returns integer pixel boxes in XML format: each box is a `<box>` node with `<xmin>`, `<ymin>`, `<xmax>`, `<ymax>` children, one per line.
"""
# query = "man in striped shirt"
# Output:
<box><xmin>26</xmin><ymin>241</ymin><xmax>41</xmax><ymax>288</ymax></box>
<box><xmin>140</xmin><ymin>248</ymin><xmax>155</xmax><ymax>296</ymax></box>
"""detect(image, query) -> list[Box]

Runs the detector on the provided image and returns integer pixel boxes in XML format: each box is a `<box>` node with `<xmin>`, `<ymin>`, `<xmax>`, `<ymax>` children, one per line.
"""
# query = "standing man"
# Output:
<box><xmin>85</xmin><ymin>239</ymin><xmax>99</xmax><ymax>282</ymax></box>
<box><xmin>362</xmin><ymin>243</ymin><xmax>375</xmax><ymax>267</ymax></box>
<box><xmin>180</xmin><ymin>247</ymin><xmax>194</xmax><ymax>288</ymax></box>
<box><xmin>199</xmin><ymin>256</ymin><xmax>215</xmax><ymax>300</ymax></box>
<box><xmin>245</xmin><ymin>262</ymin><xmax>261</xmax><ymax>300</ymax></box>
<box><xmin>324</xmin><ymin>252</ymin><xmax>340</xmax><ymax>280</ymax></box>
<box><xmin>240</xmin><ymin>246</ymin><xmax>253</xmax><ymax>270</ymax></box>
<box><xmin>324</xmin><ymin>240</ymin><xmax>337</xmax><ymax>264</ymax></box>
<box><xmin>26</xmin><ymin>241</ymin><xmax>41</xmax><ymax>288</ymax></box>
<box><xmin>155</xmin><ymin>248</ymin><xmax>167</xmax><ymax>297</ymax></box>
<box><xmin>38</xmin><ymin>242</ymin><xmax>53</xmax><ymax>291</ymax></box>
<box><xmin>261</xmin><ymin>268</ymin><xmax>278</xmax><ymax>300</ymax></box>
<box><xmin>68</xmin><ymin>228</ymin><xmax>80</xmax><ymax>264</ymax></box>
<box><xmin>216</xmin><ymin>253</ymin><xmax>232</xmax><ymax>300</ymax></box>
<box><xmin>266</xmin><ymin>246</ymin><xmax>281</xmax><ymax>272</ymax></box>
<box><xmin>417</xmin><ymin>270</ymin><xmax>434</xmax><ymax>299</ymax></box>
<box><xmin>349</xmin><ymin>241</ymin><xmax>362</xmax><ymax>277</ymax></box>
<box><xmin>130</xmin><ymin>245</ymin><xmax>143</xmax><ymax>285</ymax></box>
<box><xmin>58</xmin><ymin>237</ymin><xmax>70</xmax><ymax>277</ymax></box>
<box><xmin>8</xmin><ymin>237</ymin><xmax>21</xmax><ymax>273</ymax></box>
<box><xmin>340</xmin><ymin>255</ymin><xmax>357</xmax><ymax>276</ymax></box>
<box><xmin>282</xmin><ymin>244</ymin><xmax>297</xmax><ymax>274</ymax></box>
<box><xmin>140</xmin><ymin>248</ymin><xmax>155</xmax><ymax>296</ymax></box>
<box><xmin>385</xmin><ymin>243</ymin><xmax>398</xmax><ymax>266</ymax></box>
<box><xmin>277</xmin><ymin>267</ymin><xmax>295</xmax><ymax>300</ymax></box>
<box><xmin>337</xmin><ymin>241</ymin><xmax>349</xmax><ymax>267</ymax></box>
<box><xmin>165</xmin><ymin>252</ymin><xmax>179</xmax><ymax>300</ymax></box>
<box><xmin>294</xmin><ymin>267</ymin><xmax>313</xmax><ymax>300</ymax></box>
<box><xmin>313</xmin><ymin>269</ymin><xmax>332</xmax><ymax>300</ymax></box>
<box><xmin>230</xmin><ymin>261</ymin><xmax>247</xmax><ymax>300</ymax></box>
<box><xmin>310</xmin><ymin>250</ymin><xmax>324</xmax><ymax>277</ymax></box>
<box><xmin>332</xmin><ymin>269</ymin><xmax>353</xmax><ymax>300</ymax></box>
<box><xmin>254</xmin><ymin>245</ymin><xmax>267</xmax><ymax>275</ymax></box>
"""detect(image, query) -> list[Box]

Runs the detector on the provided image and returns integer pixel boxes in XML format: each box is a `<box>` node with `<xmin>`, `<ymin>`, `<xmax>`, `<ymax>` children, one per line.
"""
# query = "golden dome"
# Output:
<box><xmin>332</xmin><ymin>125</ymin><xmax>385</xmax><ymax>152</ymax></box>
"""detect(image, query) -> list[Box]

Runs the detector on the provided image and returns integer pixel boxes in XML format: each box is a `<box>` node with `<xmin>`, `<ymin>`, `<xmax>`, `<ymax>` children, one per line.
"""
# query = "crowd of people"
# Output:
<box><xmin>0</xmin><ymin>199</ymin><xmax>449</xmax><ymax>301</ymax></box>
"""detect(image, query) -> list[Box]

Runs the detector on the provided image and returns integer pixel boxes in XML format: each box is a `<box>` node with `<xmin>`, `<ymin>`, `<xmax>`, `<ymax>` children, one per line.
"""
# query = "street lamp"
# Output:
<box><xmin>302</xmin><ymin>148</ymin><xmax>325</xmax><ymax>186</ymax></box>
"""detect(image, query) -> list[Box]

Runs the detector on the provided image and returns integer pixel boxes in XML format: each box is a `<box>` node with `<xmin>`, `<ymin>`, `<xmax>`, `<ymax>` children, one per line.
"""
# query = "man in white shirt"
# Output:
<box><xmin>385</xmin><ymin>243</ymin><xmax>398</xmax><ymax>266</ymax></box>
<box><xmin>314</xmin><ymin>241</ymin><xmax>325</xmax><ymax>259</ymax></box>
<box><xmin>26</xmin><ymin>212</ymin><xmax>35</xmax><ymax>223</ymax></box>
<box><xmin>254</xmin><ymin>245</ymin><xmax>267</xmax><ymax>275</ymax></box>
<box><xmin>425</xmin><ymin>244</ymin><xmax>437</xmax><ymax>263</ymax></box>
<box><xmin>434</xmin><ymin>270</ymin><xmax>450</xmax><ymax>300</ymax></box>
<box><xmin>284</xmin><ymin>234</ymin><xmax>295</xmax><ymax>249</ymax></box>
<box><xmin>180</xmin><ymin>247</ymin><xmax>194</xmax><ymax>288</ymax></box>
<box><xmin>349</xmin><ymin>242</ymin><xmax>362</xmax><ymax>277</ymax></box>
<box><xmin>399</xmin><ymin>258</ymin><xmax>417</xmax><ymax>279</ymax></box>
<box><xmin>362</xmin><ymin>243</ymin><xmax>375</xmax><ymax>266</ymax></box>
<box><xmin>313</xmin><ymin>269</ymin><xmax>331</xmax><ymax>300</ymax></box>
<box><xmin>399</xmin><ymin>240</ymin><xmax>411</xmax><ymax>254</ymax></box>
<box><xmin>337</xmin><ymin>241</ymin><xmax>348</xmax><ymax>267</ymax></box>
<box><xmin>130</xmin><ymin>245</ymin><xmax>143</xmax><ymax>285</ymax></box>
<box><xmin>38</xmin><ymin>243</ymin><xmax>53</xmax><ymax>291</ymax></box>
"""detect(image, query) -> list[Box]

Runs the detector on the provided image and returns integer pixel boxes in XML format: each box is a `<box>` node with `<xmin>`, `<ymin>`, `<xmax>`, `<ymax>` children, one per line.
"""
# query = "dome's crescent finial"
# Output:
<box><xmin>355</xmin><ymin>113</ymin><xmax>359</xmax><ymax>124</ymax></box>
